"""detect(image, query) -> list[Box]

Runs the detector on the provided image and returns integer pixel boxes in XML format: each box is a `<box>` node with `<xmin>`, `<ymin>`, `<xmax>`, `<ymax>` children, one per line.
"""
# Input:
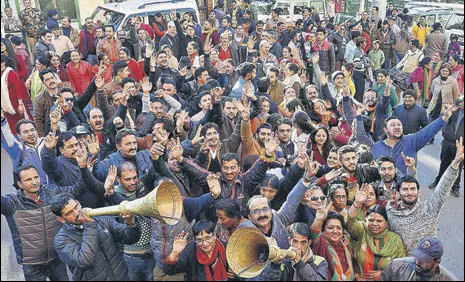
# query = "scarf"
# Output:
<box><xmin>1</xmin><ymin>67</ymin><xmax>17</xmax><ymax>115</ymax></box>
<box><xmin>197</xmin><ymin>239</ymin><xmax>228</xmax><ymax>281</ymax></box>
<box><xmin>313</xmin><ymin>236</ymin><xmax>354</xmax><ymax>281</ymax></box>
<box><xmin>367</xmin><ymin>105</ymin><xmax>377</xmax><ymax>133</ymax></box>
<box><xmin>205</xmin><ymin>28</ymin><xmax>218</xmax><ymax>42</ymax></box>
<box><xmin>422</xmin><ymin>67</ymin><xmax>432</xmax><ymax>105</ymax></box>
<box><xmin>360</xmin><ymin>223</ymin><xmax>399</xmax><ymax>275</ymax></box>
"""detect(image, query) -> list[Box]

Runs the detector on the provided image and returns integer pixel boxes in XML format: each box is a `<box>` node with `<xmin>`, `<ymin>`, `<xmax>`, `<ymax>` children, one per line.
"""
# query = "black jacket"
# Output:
<box><xmin>442</xmin><ymin>109</ymin><xmax>464</xmax><ymax>144</ymax></box>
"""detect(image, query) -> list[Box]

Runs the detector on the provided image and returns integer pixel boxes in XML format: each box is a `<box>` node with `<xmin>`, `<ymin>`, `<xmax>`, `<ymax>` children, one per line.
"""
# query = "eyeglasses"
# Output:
<box><xmin>250</xmin><ymin>206</ymin><xmax>271</xmax><ymax>215</ymax></box>
<box><xmin>194</xmin><ymin>234</ymin><xmax>214</xmax><ymax>245</ymax></box>
<box><xmin>310</xmin><ymin>196</ymin><xmax>326</xmax><ymax>202</ymax></box>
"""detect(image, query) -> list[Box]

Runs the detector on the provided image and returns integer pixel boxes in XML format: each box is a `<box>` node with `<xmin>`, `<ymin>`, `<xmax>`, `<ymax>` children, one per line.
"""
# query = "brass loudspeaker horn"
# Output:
<box><xmin>226</xmin><ymin>227</ymin><xmax>296</xmax><ymax>278</ymax></box>
<box><xmin>83</xmin><ymin>182</ymin><xmax>183</xmax><ymax>225</ymax></box>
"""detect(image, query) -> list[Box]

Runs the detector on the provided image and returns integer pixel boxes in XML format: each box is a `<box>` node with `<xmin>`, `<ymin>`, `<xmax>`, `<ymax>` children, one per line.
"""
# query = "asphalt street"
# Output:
<box><xmin>1</xmin><ymin>133</ymin><xmax>464</xmax><ymax>280</ymax></box>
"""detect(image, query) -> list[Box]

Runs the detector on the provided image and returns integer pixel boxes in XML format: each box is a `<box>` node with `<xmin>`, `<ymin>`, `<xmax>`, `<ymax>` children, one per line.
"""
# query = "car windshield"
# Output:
<box><xmin>91</xmin><ymin>7</ymin><xmax>125</xmax><ymax>30</ymax></box>
<box><xmin>446</xmin><ymin>13</ymin><xmax>464</xmax><ymax>30</ymax></box>
<box><xmin>252</xmin><ymin>1</ymin><xmax>273</xmax><ymax>14</ymax></box>
<box><xmin>276</xmin><ymin>3</ymin><xmax>291</xmax><ymax>16</ymax></box>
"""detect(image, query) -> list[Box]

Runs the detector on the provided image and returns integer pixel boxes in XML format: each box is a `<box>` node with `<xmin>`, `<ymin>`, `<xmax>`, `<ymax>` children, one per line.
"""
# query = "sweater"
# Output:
<box><xmin>386</xmin><ymin>166</ymin><xmax>459</xmax><ymax>254</ymax></box>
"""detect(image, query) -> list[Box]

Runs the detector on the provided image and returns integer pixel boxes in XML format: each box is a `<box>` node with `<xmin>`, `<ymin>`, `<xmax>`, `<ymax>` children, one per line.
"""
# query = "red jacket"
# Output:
<box><xmin>127</xmin><ymin>59</ymin><xmax>143</xmax><ymax>82</ymax></box>
<box><xmin>66</xmin><ymin>60</ymin><xmax>94</xmax><ymax>96</ymax></box>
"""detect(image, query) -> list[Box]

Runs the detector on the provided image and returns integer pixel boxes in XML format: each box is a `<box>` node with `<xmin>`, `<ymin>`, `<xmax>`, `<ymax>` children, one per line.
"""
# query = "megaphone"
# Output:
<box><xmin>226</xmin><ymin>227</ymin><xmax>296</xmax><ymax>278</ymax></box>
<box><xmin>83</xmin><ymin>181</ymin><xmax>183</xmax><ymax>225</ymax></box>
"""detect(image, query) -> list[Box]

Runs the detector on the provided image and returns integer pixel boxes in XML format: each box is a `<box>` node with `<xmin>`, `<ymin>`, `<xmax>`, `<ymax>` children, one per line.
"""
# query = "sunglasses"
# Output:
<box><xmin>64</xmin><ymin>98</ymin><xmax>74</xmax><ymax>102</ymax></box>
<box><xmin>310</xmin><ymin>196</ymin><xmax>326</xmax><ymax>202</ymax></box>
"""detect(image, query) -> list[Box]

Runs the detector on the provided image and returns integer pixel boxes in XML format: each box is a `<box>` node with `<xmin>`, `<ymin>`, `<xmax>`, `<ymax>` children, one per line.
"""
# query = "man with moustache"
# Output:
<box><xmin>170</xmin><ymin>137</ymin><xmax>274</xmax><ymax>214</ymax></box>
<box><xmin>372</xmin><ymin>105</ymin><xmax>457</xmax><ymax>175</ymax></box>
<box><xmin>1</xmin><ymin>164</ymin><xmax>90</xmax><ymax>281</ymax></box>
<box><xmin>143</xmin><ymin>48</ymin><xmax>181</xmax><ymax>92</ymax></box>
<box><xmin>97</xmin><ymin>25</ymin><xmax>122</xmax><ymax>63</ymax></box>
<box><xmin>33</xmin><ymin>69</ymin><xmax>60</xmax><ymax>137</ymax></box>
<box><xmin>381</xmin><ymin>238</ymin><xmax>457</xmax><ymax>281</ymax></box>
<box><xmin>386</xmin><ymin>139</ymin><xmax>463</xmax><ymax>255</ymax></box>
<box><xmin>93</xmin><ymin>129</ymin><xmax>155</xmax><ymax>184</ymax></box>
<box><xmin>1</xmin><ymin>118</ymin><xmax>48</xmax><ymax>185</ymax></box>
<box><xmin>343</xmin><ymin>86</ymin><xmax>390</xmax><ymax>141</ymax></box>
<box><xmin>246</xmin><ymin>160</ymin><xmax>320</xmax><ymax>280</ymax></box>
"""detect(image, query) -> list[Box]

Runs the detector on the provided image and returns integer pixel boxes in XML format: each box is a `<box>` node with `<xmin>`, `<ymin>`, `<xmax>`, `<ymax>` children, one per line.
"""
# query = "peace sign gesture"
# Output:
<box><xmin>44</xmin><ymin>128</ymin><xmax>59</xmax><ymax>149</ymax></box>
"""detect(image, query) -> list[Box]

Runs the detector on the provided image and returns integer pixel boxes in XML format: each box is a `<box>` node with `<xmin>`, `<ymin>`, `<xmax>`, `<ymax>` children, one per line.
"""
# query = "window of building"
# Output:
<box><xmin>39</xmin><ymin>0</ymin><xmax>77</xmax><ymax>20</ymax></box>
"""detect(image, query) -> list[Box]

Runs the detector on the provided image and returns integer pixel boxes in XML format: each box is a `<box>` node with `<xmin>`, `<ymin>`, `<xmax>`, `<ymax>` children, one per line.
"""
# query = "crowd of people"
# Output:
<box><xmin>1</xmin><ymin>0</ymin><xmax>464</xmax><ymax>281</ymax></box>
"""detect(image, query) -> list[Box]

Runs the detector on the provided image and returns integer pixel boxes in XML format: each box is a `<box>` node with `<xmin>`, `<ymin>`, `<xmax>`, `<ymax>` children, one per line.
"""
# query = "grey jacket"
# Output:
<box><xmin>424</xmin><ymin>30</ymin><xmax>447</xmax><ymax>58</ymax></box>
<box><xmin>381</xmin><ymin>257</ymin><xmax>458</xmax><ymax>281</ymax></box>
<box><xmin>54</xmin><ymin>216</ymin><xmax>141</xmax><ymax>281</ymax></box>
<box><xmin>386</xmin><ymin>165</ymin><xmax>459</xmax><ymax>254</ymax></box>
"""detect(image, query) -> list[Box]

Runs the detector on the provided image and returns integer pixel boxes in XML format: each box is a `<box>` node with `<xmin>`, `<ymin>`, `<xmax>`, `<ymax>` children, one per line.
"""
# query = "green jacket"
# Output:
<box><xmin>347</xmin><ymin>216</ymin><xmax>406</xmax><ymax>277</ymax></box>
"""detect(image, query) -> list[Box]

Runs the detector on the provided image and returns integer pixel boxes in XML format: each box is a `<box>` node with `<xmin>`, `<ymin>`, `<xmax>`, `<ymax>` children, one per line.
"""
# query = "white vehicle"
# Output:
<box><xmin>89</xmin><ymin>0</ymin><xmax>201</xmax><ymax>32</ymax></box>
<box><xmin>271</xmin><ymin>0</ymin><xmax>328</xmax><ymax>23</ymax></box>
<box><xmin>444</xmin><ymin>7</ymin><xmax>464</xmax><ymax>59</ymax></box>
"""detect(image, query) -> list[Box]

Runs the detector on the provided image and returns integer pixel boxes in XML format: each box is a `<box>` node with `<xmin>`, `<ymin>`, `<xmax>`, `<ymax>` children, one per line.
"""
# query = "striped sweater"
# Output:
<box><xmin>386</xmin><ymin>166</ymin><xmax>459</xmax><ymax>254</ymax></box>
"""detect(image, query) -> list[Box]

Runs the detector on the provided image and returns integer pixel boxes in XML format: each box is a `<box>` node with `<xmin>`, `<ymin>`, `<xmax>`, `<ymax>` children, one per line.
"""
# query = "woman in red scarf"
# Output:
<box><xmin>1</xmin><ymin>55</ymin><xmax>33</xmax><ymax>134</ymax></box>
<box><xmin>311</xmin><ymin>210</ymin><xmax>355</xmax><ymax>281</ymax></box>
<box><xmin>308</xmin><ymin>126</ymin><xmax>334</xmax><ymax>166</ymax></box>
<box><xmin>409</xmin><ymin>57</ymin><xmax>433</xmax><ymax>107</ymax></box>
<box><xmin>164</xmin><ymin>219</ymin><xmax>229</xmax><ymax>281</ymax></box>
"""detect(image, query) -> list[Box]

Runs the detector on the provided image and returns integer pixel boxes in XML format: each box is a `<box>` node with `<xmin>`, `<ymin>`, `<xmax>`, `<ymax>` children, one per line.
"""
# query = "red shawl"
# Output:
<box><xmin>196</xmin><ymin>239</ymin><xmax>228</xmax><ymax>281</ymax></box>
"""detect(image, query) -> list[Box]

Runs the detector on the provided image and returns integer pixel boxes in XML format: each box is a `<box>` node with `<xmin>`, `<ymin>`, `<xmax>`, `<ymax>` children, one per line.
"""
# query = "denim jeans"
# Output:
<box><xmin>85</xmin><ymin>54</ymin><xmax>98</xmax><ymax>66</ymax></box>
<box><xmin>22</xmin><ymin>258</ymin><xmax>69</xmax><ymax>281</ymax></box>
<box><xmin>123</xmin><ymin>253</ymin><xmax>156</xmax><ymax>281</ymax></box>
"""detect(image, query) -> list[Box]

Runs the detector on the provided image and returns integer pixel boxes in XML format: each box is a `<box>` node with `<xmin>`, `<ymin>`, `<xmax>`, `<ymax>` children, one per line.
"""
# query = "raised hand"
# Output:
<box><xmin>453</xmin><ymin>136</ymin><xmax>464</xmax><ymax>164</ymax></box>
<box><xmin>206</xmin><ymin>174</ymin><xmax>221</xmax><ymax>199</ymax></box>
<box><xmin>304</xmin><ymin>161</ymin><xmax>321</xmax><ymax>181</ymax></box>
<box><xmin>97</xmin><ymin>61</ymin><xmax>107</xmax><ymax>77</ymax></box>
<box><xmin>146</xmin><ymin>43</ymin><xmax>153</xmax><ymax>58</ymax></box>
<box><xmin>85</xmin><ymin>134</ymin><xmax>100</xmax><ymax>156</ymax></box>
<box><xmin>314</xmin><ymin>204</ymin><xmax>328</xmax><ymax>221</ymax></box>
<box><xmin>311</xmin><ymin>53</ymin><xmax>319</xmax><ymax>65</ymax></box>
<box><xmin>104</xmin><ymin>165</ymin><xmax>117</xmax><ymax>196</ymax></box>
<box><xmin>324</xmin><ymin>168</ymin><xmax>343</xmax><ymax>182</ymax></box>
<box><xmin>121</xmin><ymin>88</ymin><xmax>130</xmax><ymax>107</ymax></box>
<box><xmin>297</xmin><ymin>144</ymin><xmax>308</xmax><ymax>168</ymax></box>
<box><xmin>320</xmin><ymin>72</ymin><xmax>328</xmax><ymax>86</ymax></box>
<box><xmin>247</xmin><ymin>35</ymin><xmax>256</xmax><ymax>50</ymax></box>
<box><xmin>95</xmin><ymin>76</ymin><xmax>105</xmax><ymax>90</ymax></box>
<box><xmin>75</xmin><ymin>141</ymin><xmax>88</xmax><ymax>168</ymax></box>
<box><xmin>191</xmin><ymin>124</ymin><xmax>205</xmax><ymax>146</ymax></box>
<box><xmin>401</xmin><ymin>152</ymin><xmax>416</xmax><ymax>172</ymax></box>
<box><xmin>442</xmin><ymin>104</ymin><xmax>459</xmax><ymax>121</ymax></box>
<box><xmin>170</xmin><ymin>137</ymin><xmax>184</xmax><ymax>162</ymax></box>
<box><xmin>264</xmin><ymin>136</ymin><xmax>279</xmax><ymax>157</ymax></box>
<box><xmin>172</xmin><ymin>231</ymin><xmax>188</xmax><ymax>255</ymax></box>
<box><xmin>170</xmin><ymin>9</ymin><xmax>177</xmax><ymax>20</ymax></box>
<box><xmin>203</xmin><ymin>38</ymin><xmax>212</xmax><ymax>54</ymax></box>
<box><xmin>44</xmin><ymin>129</ymin><xmax>58</xmax><ymax>149</ymax></box>
<box><xmin>354</xmin><ymin>186</ymin><xmax>367</xmax><ymax>207</ymax></box>
<box><xmin>150</xmin><ymin>142</ymin><xmax>165</xmax><ymax>160</ymax></box>
<box><xmin>342</xmin><ymin>83</ymin><xmax>350</xmax><ymax>97</ymax></box>
<box><xmin>141</xmin><ymin>77</ymin><xmax>152</xmax><ymax>93</ymax></box>
<box><xmin>49</xmin><ymin>105</ymin><xmax>62</xmax><ymax>126</ymax></box>
<box><xmin>356</xmin><ymin>104</ymin><xmax>366</xmax><ymax>116</ymax></box>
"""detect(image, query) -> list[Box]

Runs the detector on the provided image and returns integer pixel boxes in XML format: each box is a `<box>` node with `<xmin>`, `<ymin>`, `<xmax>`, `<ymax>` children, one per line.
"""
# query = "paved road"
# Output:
<box><xmin>1</xmin><ymin>134</ymin><xmax>464</xmax><ymax>280</ymax></box>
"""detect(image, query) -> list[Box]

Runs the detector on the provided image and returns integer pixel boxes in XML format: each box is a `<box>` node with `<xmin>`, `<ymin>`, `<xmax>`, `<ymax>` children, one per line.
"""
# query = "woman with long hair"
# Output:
<box><xmin>283</xmin><ymin>62</ymin><xmax>301</xmax><ymax>94</ymax></box>
<box><xmin>279</xmin><ymin>86</ymin><xmax>298</xmax><ymax>117</ymax></box>
<box><xmin>1</xmin><ymin>55</ymin><xmax>33</xmax><ymax>134</ymax></box>
<box><xmin>409</xmin><ymin>57</ymin><xmax>434</xmax><ymax>107</ymax></box>
<box><xmin>309</xmin><ymin>126</ymin><xmax>333</xmax><ymax>165</ymax></box>
<box><xmin>50</xmin><ymin>53</ymin><xmax>69</xmax><ymax>85</ymax></box>
<box><xmin>291</xmin><ymin>110</ymin><xmax>314</xmax><ymax>150</ymax></box>
<box><xmin>1</xmin><ymin>37</ymin><xmax>28</xmax><ymax>81</ymax></box>
<box><xmin>91</xmin><ymin>53</ymin><xmax>113</xmax><ymax>83</ymax></box>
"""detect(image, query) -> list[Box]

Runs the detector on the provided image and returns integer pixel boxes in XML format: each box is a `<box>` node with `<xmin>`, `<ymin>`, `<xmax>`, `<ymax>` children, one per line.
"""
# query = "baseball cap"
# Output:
<box><xmin>73</xmin><ymin>125</ymin><xmax>90</xmax><ymax>136</ymax></box>
<box><xmin>412</xmin><ymin>238</ymin><xmax>444</xmax><ymax>262</ymax></box>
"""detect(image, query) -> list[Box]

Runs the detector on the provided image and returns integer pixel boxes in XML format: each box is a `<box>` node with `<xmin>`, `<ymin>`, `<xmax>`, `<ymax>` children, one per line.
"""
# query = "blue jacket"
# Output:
<box><xmin>41</xmin><ymin>147</ymin><xmax>81</xmax><ymax>187</ymax></box>
<box><xmin>93</xmin><ymin>150</ymin><xmax>154</xmax><ymax>183</ymax></box>
<box><xmin>393</xmin><ymin>104</ymin><xmax>429</xmax><ymax>135</ymax></box>
<box><xmin>372</xmin><ymin>117</ymin><xmax>447</xmax><ymax>175</ymax></box>
<box><xmin>54</xmin><ymin>216</ymin><xmax>141</xmax><ymax>281</ymax></box>
<box><xmin>230</xmin><ymin>77</ymin><xmax>254</xmax><ymax>99</ymax></box>
<box><xmin>1</xmin><ymin>119</ymin><xmax>48</xmax><ymax>185</ymax></box>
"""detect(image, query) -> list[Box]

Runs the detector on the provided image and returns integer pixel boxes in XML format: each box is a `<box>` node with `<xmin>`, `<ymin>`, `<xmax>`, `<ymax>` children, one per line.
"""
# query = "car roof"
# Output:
<box><xmin>99</xmin><ymin>0</ymin><xmax>198</xmax><ymax>15</ymax></box>
<box><xmin>409</xmin><ymin>7</ymin><xmax>453</xmax><ymax>15</ymax></box>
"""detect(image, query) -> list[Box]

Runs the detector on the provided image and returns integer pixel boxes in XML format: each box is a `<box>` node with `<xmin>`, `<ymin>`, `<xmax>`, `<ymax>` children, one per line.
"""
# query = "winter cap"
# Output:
<box><xmin>412</xmin><ymin>238</ymin><xmax>444</xmax><ymax>262</ymax></box>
